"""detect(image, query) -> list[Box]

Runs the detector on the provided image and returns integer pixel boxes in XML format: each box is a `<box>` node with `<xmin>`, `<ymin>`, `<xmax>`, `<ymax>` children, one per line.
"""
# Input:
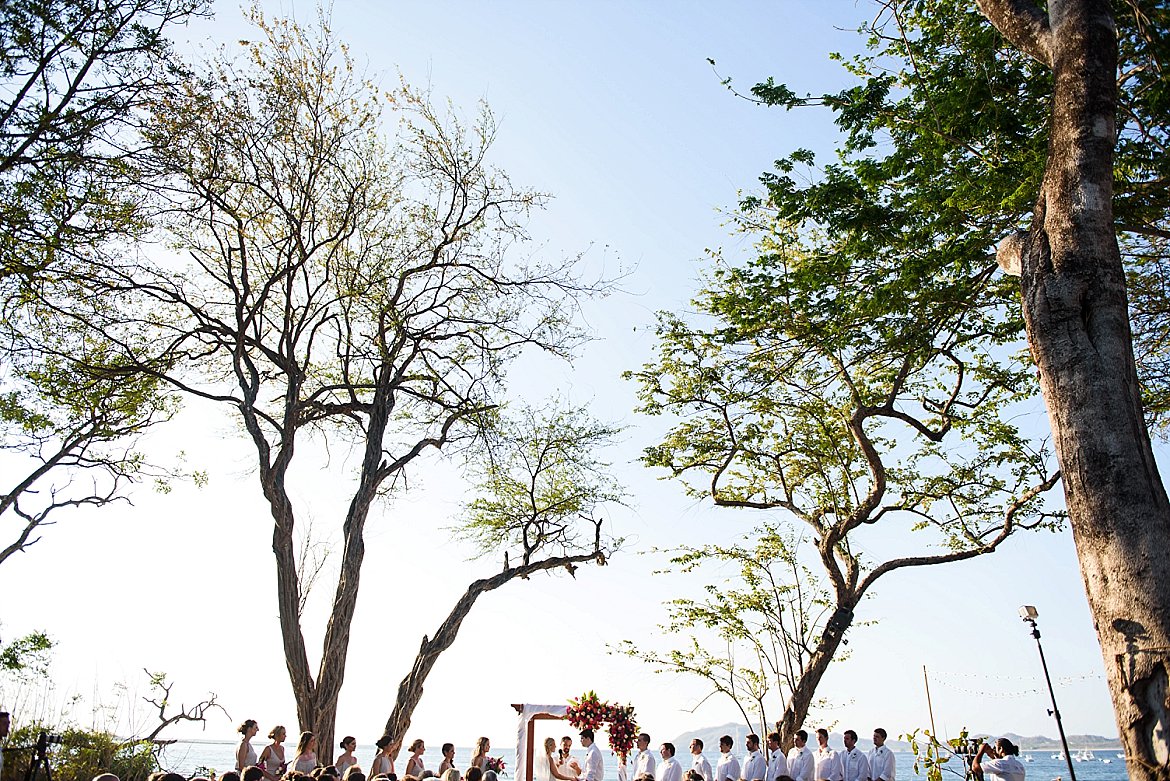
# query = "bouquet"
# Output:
<box><xmin>486</xmin><ymin>756</ymin><xmax>507</xmax><ymax>775</ymax></box>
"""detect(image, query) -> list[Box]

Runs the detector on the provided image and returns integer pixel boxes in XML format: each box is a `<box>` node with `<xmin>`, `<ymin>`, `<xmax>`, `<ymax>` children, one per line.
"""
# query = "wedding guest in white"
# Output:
<box><xmin>292</xmin><ymin>732</ymin><xmax>319</xmax><ymax>774</ymax></box>
<box><xmin>258</xmin><ymin>726</ymin><xmax>287</xmax><ymax>780</ymax></box>
<box><xmin>813</xmin><ymin>730</ymin><xmax>840</xmax><ymax>781</ymax></box>
<box><xmin>237</xmin><ymin>720</ymin><xmax>260</xmax><ymax>772</ymax></box>
<box><xmin>336</xmin><ymin>737</ymin><xmax>358</xmax><ymax>776</ymax></box>
<box><xmin>370</xmin><ymin>736</ymin><xmax>395</xmax><ymax>778</ymax></box>
<box><xmin>634</xmin><ymin>734</ymin><xmax>656</xmax><ymax>778</ymax></box>
<box><xmin>655</xmin><ymin>744</ymin><xmax>682</xmax><ymax>781</ymax></box>
<box><xmin>581</xmin><ymin>729</ymin><xmax>604</xmax><ymax>781</ymax></box>
<box><xmin>689</xmin><ymin>739</ymin><xmax>713</xmax><ymax>781</ymax></box>
<box><xmin>765</xmin><ymin>733</ymin><xmax>788</xmax><ymax>781</ymax></box>
<box><xmin>786</xmin><ymin>731</ymin><xmax>813</xmax><ymax>781</ymax></box>
<box><xmin>741</xmin><ymin>735</ymin><xmax>765</xmax><ymax>781</ymax></box>
<box><xmin>839</xmin><ymin>732</ymin><xmax>869</xmax><ymax>781</ymax></box>
<box><xmin>972</xmin><ymin>738</ymin><xmax>1025</xmax><ymax>781</ymax></box>
<box><xmin>868</xmin><ymin>729</ymin><xmax>894</xmax><ymax>781</ymax></box>
<box><xmin>715</xmin><ymin>736</ymin><xmax>740</xmax><ymax>781</ymax></box>
<box><xmin>405</xmin><ymin>739</ymin><xmax>426</xmax><ymax>777</ymax></box>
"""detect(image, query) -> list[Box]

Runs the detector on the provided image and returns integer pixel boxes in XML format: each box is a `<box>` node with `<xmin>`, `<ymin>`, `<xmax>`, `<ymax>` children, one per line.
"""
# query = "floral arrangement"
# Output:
<box><xmin>566</xmin><ymin>690</ymin><xmax>639</xmax><ymax>761</ymax></box>
<box><xmin>486</xmin><ymin>756</ymin><xmax>507</xmax><ymax>775</ymax></box>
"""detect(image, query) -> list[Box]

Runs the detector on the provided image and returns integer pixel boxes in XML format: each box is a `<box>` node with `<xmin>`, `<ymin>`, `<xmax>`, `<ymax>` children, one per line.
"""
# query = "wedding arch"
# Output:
<box><xmin>512</xmin><ymin>693</ymin><xmax>638</xmax><ymax>781</ymax></box>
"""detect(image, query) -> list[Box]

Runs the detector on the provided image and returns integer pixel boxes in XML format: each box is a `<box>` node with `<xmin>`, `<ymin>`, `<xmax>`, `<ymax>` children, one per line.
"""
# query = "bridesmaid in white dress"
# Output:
<box><xmin>371</xmin><ymin>736</ymin><xmax>395</xmax><ymax>777</ymax></box>
<box><xmin>258</xmin><ymin>726</ymin><xmax>287</xmax><ymax>780</ymax></box>
<box><xmin>404</xmin><ymin>739</ymin><xmax>426</xmax><ymax>777</ymax></box>
<box><xmin>236</xmin><ymin>720</ymin><xmax>260</xmax><ymax>772</ymax></box>
<box><xmin>291</xmin><ymin>732</ymin><xmax>319</xmax><ymax>773</ymax></box>
<box><xmin>336</xmin><ymin>736</ymin><xmax>358</xmax><ymax>776</ymax></box>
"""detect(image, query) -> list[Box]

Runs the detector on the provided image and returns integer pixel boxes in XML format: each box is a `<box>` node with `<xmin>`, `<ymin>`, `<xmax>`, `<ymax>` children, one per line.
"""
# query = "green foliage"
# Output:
<box><xmin>0</xmin><ymin>631</ymin><xmax>53</xmax><ymax>680</ymax></box>
<box><xmin>0</xmin><ymin>725</ymin><xmax>160</xmax><ymax>781</ymax></box>
<box><xmin>745</xmin><ymin>0</ymin><xmax>1170</xmax><ymax>427</ymax></box>
<box><xmin>458</xmin><ymin>403</ymin><xmax>625</xmax><ymax>565</ymax></box>
<box><xmin>616</xmin><ymin>527</ymin><xmax>841</xmax><ymax>736</ymax></box>
<box><xmin>902</xmin><ymin>728</ymin><xmax>979</xmax><ymax>781</ymax></box>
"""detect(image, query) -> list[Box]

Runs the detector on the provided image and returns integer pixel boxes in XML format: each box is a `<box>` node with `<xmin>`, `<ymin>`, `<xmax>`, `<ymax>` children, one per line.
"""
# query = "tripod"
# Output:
<box><xmin>23</xmin><ymin>732</ymin><xmax>55</xmax><ymax>781</ymax></box>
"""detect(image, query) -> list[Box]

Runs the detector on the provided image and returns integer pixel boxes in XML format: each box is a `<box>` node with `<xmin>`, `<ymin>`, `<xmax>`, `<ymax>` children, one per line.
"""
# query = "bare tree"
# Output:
<box><xmin>82</xmin><ymin>11</ymin><xmax>609</xmax><ymax>759</ymax></box>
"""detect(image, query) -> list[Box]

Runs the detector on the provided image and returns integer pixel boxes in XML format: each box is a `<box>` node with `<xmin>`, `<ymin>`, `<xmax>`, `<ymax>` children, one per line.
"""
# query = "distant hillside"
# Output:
<box><xmin>671</xmin><ymin>723</ymin><xmax>1121</xmax><ymax>753</ymax></box>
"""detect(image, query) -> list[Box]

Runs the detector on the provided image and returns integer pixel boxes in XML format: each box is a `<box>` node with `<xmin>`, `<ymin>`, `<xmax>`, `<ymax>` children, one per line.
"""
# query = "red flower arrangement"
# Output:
<box><xmin>566</xmin><ymin>691</ymin><xmax>639</xmax><ymax>761</ymax></box>
<box><xmin>486</xmin><ymin>756</ymin><xmax>507</xmax><ymax>775</ymax></box>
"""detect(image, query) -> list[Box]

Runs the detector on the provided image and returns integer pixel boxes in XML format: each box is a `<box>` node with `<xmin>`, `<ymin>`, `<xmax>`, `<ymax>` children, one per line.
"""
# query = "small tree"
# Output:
<box><xmin>382</xmin><ymin>402</ymin><xmax>624</xmax><ymax>750</ymax></box>
<box><xmin>616</xmin><ymin>527</ymin><xmax>839</xmax><ymax>740</ymax></box>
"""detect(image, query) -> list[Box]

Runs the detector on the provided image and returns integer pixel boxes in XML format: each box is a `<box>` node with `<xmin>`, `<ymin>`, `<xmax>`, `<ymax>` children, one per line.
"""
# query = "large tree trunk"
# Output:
<box><xmin>776</xmin><ymin>604</ymin><xmax>854</xmax><ymax>751</ymax></box>
<box><xmin>981</xmin><ymin>1</ymin><xmax>1170</xmax><ymax>777</ymax></box>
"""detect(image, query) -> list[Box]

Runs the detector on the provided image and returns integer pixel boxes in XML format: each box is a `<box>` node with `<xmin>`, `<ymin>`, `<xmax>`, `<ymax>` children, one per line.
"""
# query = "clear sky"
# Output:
<box><xmin>0</xmin><ymin>0</ymin><xmax>1125</xmax><ymax>756</ymax></box>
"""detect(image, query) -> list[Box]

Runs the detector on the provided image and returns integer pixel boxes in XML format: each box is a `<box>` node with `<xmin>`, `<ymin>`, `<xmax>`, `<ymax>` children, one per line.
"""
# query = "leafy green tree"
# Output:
<box><xmin>630</xmin><ymin>232</ymin><xmax>1061</xmax><ymax>746</ymax></box>
<box><xmin>0</xmin><ymin>0</ymin><xmax>209</xmax><ymax>564</ymax></box>
<box><xmin>82</xmin><ymin>10</ymin><xmax>614</xmax><ymax>759</ymax></box>
<box><xmin>712</xmin><ymin>0</ymin><xmax>1170</xmax><ymax>770</ymax></box>
<box><xmin>383</xmin><ymin>402</ymin><xmax>624</xmax><ymax>748</ymax></box>
<box><xmin>616</xmin><ymin>528</ymin><xmax>840</xmax><ymax>741</ymax></box>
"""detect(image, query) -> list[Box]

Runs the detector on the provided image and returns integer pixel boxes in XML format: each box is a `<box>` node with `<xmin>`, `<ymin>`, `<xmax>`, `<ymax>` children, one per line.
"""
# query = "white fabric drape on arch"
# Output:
<box><xmin>515</xmin><ymin>704</ymin><xmax>570</xmax><ymax>781</ymax></box>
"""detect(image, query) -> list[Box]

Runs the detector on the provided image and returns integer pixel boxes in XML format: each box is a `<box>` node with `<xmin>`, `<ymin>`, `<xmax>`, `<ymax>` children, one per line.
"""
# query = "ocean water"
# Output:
<box><xmin>154</xmin><ymin>742</ymin><xmax>1130</xmax><ymax>781</ymax></box>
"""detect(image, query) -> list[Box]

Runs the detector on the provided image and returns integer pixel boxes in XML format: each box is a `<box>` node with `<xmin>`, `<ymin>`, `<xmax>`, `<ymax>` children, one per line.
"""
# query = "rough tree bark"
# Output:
<box><xmin>981</xmin><ymin>0</ymin><xmax>1170</xmax><ymax>777</ymax></box>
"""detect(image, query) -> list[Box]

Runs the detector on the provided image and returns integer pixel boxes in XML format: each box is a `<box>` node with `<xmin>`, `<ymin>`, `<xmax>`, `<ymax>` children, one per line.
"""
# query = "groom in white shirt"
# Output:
<box><xmin>581</xmin><ymin>729</ymin><xmax>604</xmax><ymax>781</ymax></box>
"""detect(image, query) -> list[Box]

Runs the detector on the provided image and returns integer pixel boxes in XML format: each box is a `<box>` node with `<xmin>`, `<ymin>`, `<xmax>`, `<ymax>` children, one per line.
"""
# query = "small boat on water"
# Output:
<box><xmin>1024</xmin><ymin>754</ymin><xmax>1034</xmax><ymax>762</ymax></box>
<box><xmin>1073</xmin><ymin>749</ymin><xmax>1096</xmax><ymax>762</ymax></box>
<box><xmin>1051</xmin><ymin>752</ymin><xmax>1065</xmax><ymax>761</ymax></box>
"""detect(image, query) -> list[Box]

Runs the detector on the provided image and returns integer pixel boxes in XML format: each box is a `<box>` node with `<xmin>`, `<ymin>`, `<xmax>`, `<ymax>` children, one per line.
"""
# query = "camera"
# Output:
<box><xmin>35</xmin><ymin>732</ymin><xmax>63</xmax><ymax>753</ymax></box>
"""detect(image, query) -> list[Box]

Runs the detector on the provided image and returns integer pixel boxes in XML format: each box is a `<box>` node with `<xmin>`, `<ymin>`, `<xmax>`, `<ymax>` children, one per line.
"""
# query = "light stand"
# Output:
<box><xmin>1019</xmin><ymin>605</ymin><xmax>1076</xmax><ymax>781</ymax></box>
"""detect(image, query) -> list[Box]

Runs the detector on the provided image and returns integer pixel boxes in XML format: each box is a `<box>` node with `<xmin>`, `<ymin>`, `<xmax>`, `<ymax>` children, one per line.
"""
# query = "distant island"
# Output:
<box><xmin>672</xmin><ymin>722</ymin><xmax>1122</xmax><ymax>752</ymax></box>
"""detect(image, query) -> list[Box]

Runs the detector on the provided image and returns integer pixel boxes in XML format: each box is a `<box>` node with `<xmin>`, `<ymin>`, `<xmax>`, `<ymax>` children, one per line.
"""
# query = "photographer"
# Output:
<box><xmin>971</xmin><ymin>738</ymin><xmax>1025</xmax><ymax>781</ymax></box>
<box><xmin>1</xmin><ymin>711</ymin><xmax>9</xmax><ymax>777</ymax></box>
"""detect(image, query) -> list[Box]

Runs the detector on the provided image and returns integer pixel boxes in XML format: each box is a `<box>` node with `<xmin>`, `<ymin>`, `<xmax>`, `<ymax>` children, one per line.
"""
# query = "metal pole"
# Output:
<box><xmin>1027</xmin><ymin>619</ymin><xmax>1076</xmax><ymax>781</ymax></box>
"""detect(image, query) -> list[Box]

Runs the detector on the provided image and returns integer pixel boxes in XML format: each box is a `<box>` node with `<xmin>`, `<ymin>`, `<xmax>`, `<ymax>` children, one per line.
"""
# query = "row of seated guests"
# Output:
<box><xmin>232</xmin><ymin>765</ymin><xmax>503</xmax><ymax>781</ymax></box>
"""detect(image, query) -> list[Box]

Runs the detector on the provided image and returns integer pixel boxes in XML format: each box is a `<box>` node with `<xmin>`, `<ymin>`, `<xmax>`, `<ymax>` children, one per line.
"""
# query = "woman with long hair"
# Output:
<box><xmin>541</xmin><ymin>738</ymin><xmax>578</xmax><ymax>781</ymax></box>
<box><xmin>470</xmin><ymin>738</ymin><xmax>490</xmax><ymax>771</ymax></box>
<box><xmin>292</xmin><ymin>731</ymin><xmax>320</xmax><ymax>773</ymax></box>
<box><xmin>439</xmin><ymin>744</ymin><xmax>456</xmax><ymax>775</ymax></box>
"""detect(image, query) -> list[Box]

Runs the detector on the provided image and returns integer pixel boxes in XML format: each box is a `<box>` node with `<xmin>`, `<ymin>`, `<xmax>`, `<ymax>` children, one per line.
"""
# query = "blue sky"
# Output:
<box><xmin>0</xmin><ymin>0</ymin><xmax>1125</xmax><ymax>754</ymax></box>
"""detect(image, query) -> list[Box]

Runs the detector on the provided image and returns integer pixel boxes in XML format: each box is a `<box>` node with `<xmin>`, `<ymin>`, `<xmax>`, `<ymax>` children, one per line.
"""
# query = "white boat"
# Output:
<box><xmin>1073</xmin><ymin>749</ymin><xmax>1096</xmax><ymax>762</ymax></box>
<box><xmin>1024</xmin><ymin>754</ymin><xmax>1034</xmax><ymax>762</ymax></box>
<box><xmin>1051</xmin><ymin>752</ymin><xmax>1065</xmax><ymax>761</ymax></box>
<box><xmin>1117</xmin><ymin>753</ymin><xmax>1126</xmax><ymax>759</ymax></box>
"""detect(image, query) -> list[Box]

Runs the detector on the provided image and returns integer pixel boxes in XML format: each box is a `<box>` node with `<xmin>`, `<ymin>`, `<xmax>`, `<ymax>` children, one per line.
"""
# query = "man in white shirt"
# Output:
<box><xmin>690</xmin><ymin>739</ymin><xmax>713</xmax><ymax>781</ymax></box>
<box><xmin>813</xmin><ymin>729</ymin><xmax>840</xmax><ymax>781</ymax></box>
<box><xmin>741</xmin><ymin>734</ymin><xmax>765</xmax><ymax>781</ymax></box>
<box><xmin>868</xmin><ymin>729</ymin><xmax>894</xmax><ymax>781</ymax></box>
<box><xmin>581</xmin><ymin>729</ymin><xmax>604</xmax><ymax>781</ymax></box>
<box><xmin>635</xmin><ymin>734</ymin><xmax>657</xmax><ymax>779</ymax></box>
<box><xmin>786</xmin><ymin>730</ymin><xmax>813</xmax><ymax>781</ymax></box>
<box><xmin>656</xmin><ymin>743</ymin><xmax>683</xmax><ymax>781</ymax></box>
<box><xmin>840</xmin><ymin>731</ymin><xmax>869</xmax><ymax>781</ymax></box>
<box><xmin>715</xmin><ymin>735</ymin><xmax>741</xmax><ymax>781</ymax></box>
<box><xmin>765</xmin><ymin>733</ymin><xmax>788</xmax><ymax>781</ymax></box>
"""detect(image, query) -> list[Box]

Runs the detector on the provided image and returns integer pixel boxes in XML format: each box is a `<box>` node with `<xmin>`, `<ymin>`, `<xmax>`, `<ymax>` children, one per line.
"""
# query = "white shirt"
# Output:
<box><xmin>868</xmin><ymin>745</ymin><xmax>894</xmax><ymax>781</ymax></box>
<box><xmin>742</xmin><ymin>749</ymin><xmax>765</xmax><ymax>781</ymax></box>
<box><xmin>980</xmin><ymin>756</ymin><xmax>1025</xmax><ymax>781</ymax></box>
<box><xmin>715</xmin><ymin>752</ymin><xmax>741</xmax><ymax>781</ymax></box>
<box><xmin>583</xmin><ymin>743</ymin><xmax>604</xmax><ymax>781</ymax></box>
<box><xmin>840</xmin><ymin>748</ymin><xmax>869</xmax><ymax>781</ymax></box>
<box><xmin>767</xmin><ymin>748</ymin><xmax>788</xmax><ymax>781</ymax></box>
<box><xmin>786</xmin><ymin>746</ymin><xmax>813</xmax><ymax>781</ymax></box>
<box><xmin>635</xmin><ymin>749</ymin><xmax>657</xmax><ymax>778</ymax></box>
<box><xmin>656</xmin><ymin>756</ymin><xmax>682</xmax><ymax>781</ymax></box>
<box><xmin>813</xmin><ymin>747</ymin><xmax>840</xmax><ymax>781</ymax></box>
<box><xmin>691</xmin><ymin>754</ymin><xmax>713</xmax><ymax>781</ymax></box>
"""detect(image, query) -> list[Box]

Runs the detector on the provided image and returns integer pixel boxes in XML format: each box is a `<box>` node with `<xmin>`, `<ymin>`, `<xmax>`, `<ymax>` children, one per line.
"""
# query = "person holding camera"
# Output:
<box><xmin>971</xmin><ymin>738</ymin><xmax>1025</xmax><ymax>781</ymax></box>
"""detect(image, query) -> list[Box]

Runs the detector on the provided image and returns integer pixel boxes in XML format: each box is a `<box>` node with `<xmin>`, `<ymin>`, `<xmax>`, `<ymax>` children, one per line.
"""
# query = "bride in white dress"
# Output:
<box><xmin>538</xmin><ymin>738</ymin><xmax>579</xmax><ymax>781</ymax></box>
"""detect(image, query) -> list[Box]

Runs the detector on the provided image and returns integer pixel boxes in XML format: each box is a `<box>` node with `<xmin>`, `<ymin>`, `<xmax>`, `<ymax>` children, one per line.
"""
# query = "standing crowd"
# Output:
<box><xmin>234</xmin><ymin>723</ymin><xmax>503</xmax><ymax>781</ymax></box>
